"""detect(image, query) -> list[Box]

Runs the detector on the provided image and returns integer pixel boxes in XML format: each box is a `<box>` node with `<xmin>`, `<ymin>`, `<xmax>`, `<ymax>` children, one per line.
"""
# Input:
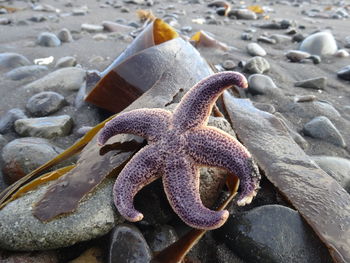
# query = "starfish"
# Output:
<box><xmin>98</xmin><ymin>71</ymin><xmax>260</xmax><ymax>230</ymax></box>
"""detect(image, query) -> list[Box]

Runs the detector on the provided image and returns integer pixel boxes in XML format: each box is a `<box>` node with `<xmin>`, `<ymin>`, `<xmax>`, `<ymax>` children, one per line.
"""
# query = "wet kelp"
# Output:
<box><xmin>223</xmin><ymin>92</ymin><xmax>350</xmax><ymax>263</ymax></box>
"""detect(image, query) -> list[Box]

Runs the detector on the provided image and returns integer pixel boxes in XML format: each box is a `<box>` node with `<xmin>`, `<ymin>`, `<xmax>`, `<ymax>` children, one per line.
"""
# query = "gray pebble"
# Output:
<box><xmin>294</xmin><ymin>95</ymin><xmax>317</xmax><ymax>103</ymax></box>
<box><xmin>37</xmin><ymin>32</ymin><xmax>61</xmax><ymax>47</ymax></box>
<box><xmin>72</xmin><ymin>8</ymin><xmax>88</xmax><ymax>16</ymax></box>
<box><xmin>337</xmin><ymin>65</ymin><xmax>350</xmax><ymax>81</ymax></box>
<box><xmin>246</xmin><ymin>43</ymin><xmax>266</xmax><ymax>57</ymax></box>
<box><xmin>257</xmin><ymin>36</ymin><xmax>277</xmax><ymax>44</ymax></box>
<box><xmin>26</xmin><ymin>91</ymin><xmax>66</xmax><ymax>117</ymax></box>
<box><xmin>28</xmin><ymin>15</ymin><xmax>47</xmax><ymax>22</ymax></box>
<box><xmin>5</xmin><ymin>65</ymin><xmax>48</xmax><ymax>81</ymax></box>
<box><xmin>55</xmin><ymin>56</ymin><xmax>77</xmax><ymax>68</ymax></box>
<box><xmin>270</xmin><ymin>34</ymin><xmax>292</xmax><ymax>44</ymax></box>
<box><xmin>300</xmin><ymin>31</ymin><xmax>337</xmax><ymax>56</ymax></box>
<box><xmin>76</xmin><ymin>126</ymin><xmax>93</xmax><ymax>136</ymax></box>
<box><xmin>292</xmin><ymin>33</ymin><xmax>305</xmax><ymax>43</ymax></box>
<box><xmin>14</xmin><ymin>115</ymin><xmax>73</xmax><ymax>139</ymax></box>
<box><xmin>294</xmin><ymin>77</ymin><xmax>327</xmax><ymax>90</ymax></box>
<box><xmin>0</xmin><ymin>17</ymin><xmax>11</xmax><ymax>25</ymax></box>
<box><xmin>0</xmin><ymin>53</ymin><xmax>31</xmax><ymax>70</ymax></box>
<box><xmin>0</xmin><ymin>108</ymin><xmax>27</xmax><ymax>133</ymax></box>
<box><xmin>57</xmin><ymin>28</ymin><xmax>73</xmax><ymax>42</ymax></box>
<box><xmin>81</xmin><ymin>24</ymin><xmax>104</xmax><ymax>33</ymax></box>
<box><xmin>222</xmin><ymin>60</ymin><xmax>235</xmax><ymax>70</ymax></box>
<box><xmin>0</xmin><ymin>134</ymin><xmax>7</xmax><ymax>150</ymax></box>
<box><xmin>345</xmin><ymin>36</ymin><xmax>350</xmax><ymax>48</ymax></box>
<box><xmin>146</xmin><ymin>225</ymin><xmax>178</xmax><ymax>253</ymax></box>
<box><xmin>0</xmin><ymin>8</ymin><xmax>8</xmax><ymax>14</ymax></box>
<box><xmin>241</xmin><ymin>32</ymin><xmax>253</xmax><ymax>41</ymax></box>
<box><xmin>335</xmin><ymin>49</ymin><xmax>349</xmax><ymax>57</ymax></box>
<box><xmin>303</xmin><ymin>116</ymin><xmax>346</xmax><ymax>147</ymax></box>
<box><xmin>248</xmin><ymin>74</ymin><xmax>279</xmax><ymax>95</ymax></box>
<box><xmin>228</xmin><ymin>9</ymin><xmax>257</xmax><ymax>20</ymax></box>
<box><xmin>244</xmin><ymin>57</ymin><xmax>270</xmax><ymax>74</ymax></box>
<box><xmin>285</xmin><ymin>50</ymin><xmax>311</xmax><ymax>62</ymax></box>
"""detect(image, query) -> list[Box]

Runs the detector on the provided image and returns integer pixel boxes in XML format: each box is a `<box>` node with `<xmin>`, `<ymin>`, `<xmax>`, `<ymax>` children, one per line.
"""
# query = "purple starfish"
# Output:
<box><xmin>98</xmin><ymin>71</ymin><xmax>260</xmax><ymax>230</ymax></box>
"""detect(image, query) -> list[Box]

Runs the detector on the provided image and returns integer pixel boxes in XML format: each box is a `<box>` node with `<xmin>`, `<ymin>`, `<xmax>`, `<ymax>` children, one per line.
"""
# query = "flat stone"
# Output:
<box><xmin>0</xmin><ymin>53</ymin><xmax>31</xmax><ymax>70</ymax></box>
<box><xmin>26</xmin><ymin>91</ymin><xmax>66</xmax><ymax>117</ymax></box>
<box><xmin>14</xmin><ymin>115</ymin><xmax>73</xmax><ymax>138</ymax></box>
<box><xmin>0</xmin><ymin>177</ymin><xmax>122</xmax><ymax>250</ymax></box>
<box><xmin>0</xmin><ymin>108</ymin><xmax>27</xmax><ymax>134</ymax></box>
<box><xmin>299</xmin><ymin>31</ymin><xmax>337</xmax><ymax>56</ymax></box>
<box><xmin>303</xmin><ymin>116</ymin><xmax>346</xmax><ymax>147</ymax></box>
<box><xmin>24</xmin><ymin>67</ymin><xmax>86</xmax><ymax>93</ymax></box>
<box><xmin>285</xmin><ymin>50</ymin><xmax>311</xmax><ymax>62</ymax></box>
<box><xmin>215</xmin><ymin>205</ymin><xmax>332</xmax><ymax>263</ymax></box>
<box><xmin>257</xmin><ymin>36</ymin><xmax>277</xmax><ymax>44</ymax></box>
<box><xmin>57</xmin><ymin>28</ymin><xmax>73</xmax><ymax>43</ymax></box>
<box><xmin>5</xmin><ymin>65</ymin><xmax>48</xmax><ymax>81</ymax></box>
<box><xmin>337</xmin><ymin>65</ymin><xmax>350</xmax><ymax>81</ymax></box>
<box><xmin>246</xmin><ymin>43</ymin><xmax>266</xmax><ymax>57</ymax></box>
<box><xmin>228</xmin><ymin>9</ymin><xmax>257</xmax><ymax>20</ymax></box>
<box><xmin>311</xmin><ymin>156</ymin><xmax>350</xmax><ymax>192</ymax></box>
<box><xmin>1</xmin><ymin>137</ymin><xmax>63</xmax><ymax>184</ymax></box>
<box><xmin>37</xmin><ymin>32</ymin><xmax>61</xmax><ymax>47</ymax></box>
<box><xmin>294</xmin><ymin>77</ymin><xmax>327</xmax><ymax>90</ymax></box>
<box><xmin>248</xmin><ymin>74</ymin><xmax>279</xmax><ymax>95</ymax></box>
<box><xmin>108</xmin><ymin>224</ymin><xmax>152</xmax><ymax>263</ymax></box>
<box><xmin>102</xmin><ymin>21</ymin><xmax>134</xmax><ymax>33</ymax></box>
<box><xmin>244</xmin><ymin>56</ymin><xmax>270</xmax><ymax>74</ymax></box>
<box><xmin>222</xmin><ymin>60</ymin><xmax>235</xmax><ymax>70</ymax></box>
<box><xmin>270</xmin><ymin>34</ymin><xmax>292</xmax><ymax>44</ymax></box>
<box><xmin>81</xmin><ymin>24</ymin><xmax>104</xmax><ymax>33</ymax></box>
<box><xmin>55</xmin><ymin>56</ymin><xmax>77</xmax><ymax>68</ymax></box>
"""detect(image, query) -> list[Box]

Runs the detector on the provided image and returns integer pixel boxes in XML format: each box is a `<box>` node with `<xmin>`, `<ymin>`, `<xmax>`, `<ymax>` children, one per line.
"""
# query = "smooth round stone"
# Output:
<box><xmin>303</xmin><ymin>116</ymin><xmax>346</xmax><ymax>147</ymax></box>
<box><xmin>26</xmin><ymin>91</ymin><xmax>66</xmax><ymax>116</ymax></box>
<box><xmin>5</xmin><ymin>65</ymin><xmax>48</xmax><ymax>81</ymax></box>
<box><xmin>299</xmin><ymin>31</ymin><xmax>337</xmax><ymax>56</ymax></box>
<box><xmin>215</xmin><ymin>205</ymin><xmax>332</xmax><ymax>263</ymax></box>
<box><xmin>108</xmin><ymin>224</ymin><xmax>152</xmax><ymax>263</ymax></box>
<box><xmin>37</xmin><ymin>32</ymin><xmax>61</xmax><ymax>47</ymax></box>
<box><xmin>57</xmin><ymin>28</ymin><xmax>73</xmax><ymax>42</ymax></box>
<box><xmin>228</xmin><ymin>9</ymin><xmax>257</xmax><ymax>20</ymax></box>
<box><xmin>146</xmin><ymin>225</ymin><xmax>178</xmax><ymax>252</ymax></box>
<box><xmin>244</xmin><ymin>57</ymin><xmax>270</xmax><ymax>74</ymax></box>
<box><xmin>81</xmin><ymin>24</ymin><xmax>104</xmax><ymax>33</ymax></box>
<box><xmin>0</xmin><ymin>108</ymin><xmax>27</xmax><ymax>133</ymax></box>
<box><xmin>257</xmin><ymin>36</ymin><xmax>277</xmax><ymax>44</ymax></box>
<box><xmin>222</xmin><ymin>59</ymin><xmax>235</xmax><ymax>70</ymax></box>
<box><xmin>335</xmin><ymin>49</ymin><xmax>349</xmax><ymax>57</ymax></box>
<box><xmin>55</xmin><ymin>56</ymin><xmax>77</xmax><ymax>68</ymax></box>
<box><xmin>246</xmin><ymin>43</ymin><xmax>266</xmax><ymax>57</ymax></box>
<box><xmin>14</xmin><ymin>115</ymin><xmax>73</xmax><ymax>138</ymax></box>
<box><xmin>248</xmin><ymin>74</ymin><xmax>279</xmax><ymax>95</ymax></box>
<box><xmin>311</xmin><ymin>156</ymin><xmax>350</xmax><ymax>192</ymax></box>
<box><xmin>294</xmin><ymin>77</ymin><xmax>327</xmax><ymax>90</ymax></box>
<box><xmin>0</xmin><ymin>53</ymin><xmax>31</xmax><ymax>70</ymax></box>
<box><xmin>241</xmin><ymin>32</ymin><xmax>253</xmax><ymax>41</ymax></box>
<box><xmin>0</xmin><ymin>17</ymin><xmax>10</xmax><ymax>25</ymax></box>
<box><xmin>292</xmin><ymin>33</ymin><xmax>305</xmax><ymax>42</ymax></box>
<box><xmin>337</xmin><ymin>65</ymin><xmax>350</xmax><ymax>81</ymax></box>
<box><xmin>285</xmin><ymin>50</ymin><xmax>311</xmax><ymax>62</ymax></box>
<box><xmin>24</xmin><ymin>67</ymin><xmax>86</xmax><ymax>93</ymax></box>
<box><xmin>1</xmin><ymin>137</ymin><xmax>63</xmax><ymax>184</ymax></box>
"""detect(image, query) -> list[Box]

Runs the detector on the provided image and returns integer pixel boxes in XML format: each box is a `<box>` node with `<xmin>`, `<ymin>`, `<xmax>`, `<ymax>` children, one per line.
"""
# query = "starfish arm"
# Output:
<box><xmin>172</xmin><ymin>71</ymin><xmax>248</xmax><ymax>132</ymax></box>
<box><xmin>163</xmin><ymin>156</ymin><xmax>229</xmax><ymax>230</ymax></box>
<box><xmin>113</xmin><ymin>144</ymin><xmax>162</xmax><ymax>222</ymax></box>
<box><xmin>98</xmin><ymin>108</ymin><xmax>171</xmax><ymax>145</ymax></box>
<box><xmin>185</xmin><ymin>127</ymin><xmax>260</xmax><ymax>206</ymax></box>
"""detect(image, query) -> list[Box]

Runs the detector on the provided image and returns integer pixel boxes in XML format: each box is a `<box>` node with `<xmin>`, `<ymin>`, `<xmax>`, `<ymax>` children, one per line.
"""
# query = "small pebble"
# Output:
<box><xmin>294</xmin><ymin>95</ymin><xmax>317</xmax><ymax>103</ymax></box>
<box><xmin>0</xmin><ymin>17</ymin><xmax>11</xmax><ymax>25</ymax></box>
<box><xmin>294</xmin><ymin>77</ymin><xmax>327</xmax><ymax>90</ymax></box>
<box><xmin>81</xmin><ymin>24</ymin><xmax>104</xmax><ymax>33</ymax></box>
<box><xmin>246</xmin><ymin>43</ymin><xmax>267</xmax><ymax>57</ymax></box>
<box><xmin>5</xmin><ymin>65</ymin><xmax>48</xmax><ymax>81</ymax></box>
<box><xmin>285</xmin><ymin>50</ymin><xmax>310</xmax><ymax>62</ymax></box>
<box><xmin>257</xmin><ymin>36</ymin><xmax>277</xmax><ymax>44</ymax></box>
<box><xmin>28</xmin><ymin>15</ymin><xmax>46</xmax><ymax>22</ymax></box>
<box><xmin>55</xmin><ymin>56</ymin><xmax>77</xmax><ymax>68</ymax></box>
<box><xmin>26</xmin><ymin>91</ymin><xmax>66</xmax><ymax>116</ymax></box>
<box><xmin>228</xmin><ymin>9</ymin><xmax>257</xmax><ymax>20</ymax></box>
<box><xmin>241</xmin><ymin>32</ymin><xmax>253</xmax><ymax>41</ymax></box>
<box><xmin>337</xmin><ymin>65</ymin><xmax>350</xmax><ymax>81</ymax></box>
<box><xmin>57</xmin><ymin>28</ymin><xmax>73</xmax><ymax>42</ymax></box>
<box><xmin>222</xmin><ymin>60</ymin><xmax>235</xmax><ymax>70</ymax></box>
<box><xmin>93</xmin><ymin>34</ymin><xmax>108</xmax><ymax>41</ymax></box>
<box><xmin>248</xmin><ymin>74</ymin><xmax>279</xmax><ymax>95</ymax></box>
<box><xmin>335</xmin><ymin>49</ymin><xmax>349</xmax><ymax>57</ymax></box>
<box><xmin>0</xmin><ymin>108</ymin><xmax>27</xmax><ymax>133</ymax></box>
<box><xmin>244</xmin><ymin>57</ymin><xmax>270</xmax><ymax>74</ymax></box>
<box><xmin>37</xmin><ymin>32</ymin><xmax>61</xmax><ymax>47</ymax></box>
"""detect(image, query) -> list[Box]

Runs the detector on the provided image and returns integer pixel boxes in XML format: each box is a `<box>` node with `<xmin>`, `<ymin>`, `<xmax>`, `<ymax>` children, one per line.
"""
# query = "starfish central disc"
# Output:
<box><xmin>98</xmin><ymin>71</ymin><xmax>260</xmax><ymax>230</ymax></box>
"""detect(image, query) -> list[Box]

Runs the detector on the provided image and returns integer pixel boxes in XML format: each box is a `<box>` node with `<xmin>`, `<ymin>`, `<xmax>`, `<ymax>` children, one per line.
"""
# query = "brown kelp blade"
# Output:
<box><xmin>85</xmin><ymin>18</ymin><xmax>179</xmax><ymax>113</ymax></box>
<box><xmin>30</xmin><ymin>37</ymin><xmax>213</xmax><ymax>222</ymax></box>
<box><xmin>152</xmin><ymin>176</ymin><xmax>239</xmax><ymax>263</ymax></box>
<box><xmin>223</xmin><ymin>92</ymin><xmax>350</xmax><ymax>263</ymax></box>
<box><xmin>0</xmin><ymin>116</ymin><xmax>114</xmax><ymax>209</ymax></box>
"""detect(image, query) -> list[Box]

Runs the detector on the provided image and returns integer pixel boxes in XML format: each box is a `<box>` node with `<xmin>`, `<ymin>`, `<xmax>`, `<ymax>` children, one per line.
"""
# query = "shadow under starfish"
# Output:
<box><xmin>98</xmin><ymin>71</ymin><xmax>261</xmax><ymax>230</ymax></box>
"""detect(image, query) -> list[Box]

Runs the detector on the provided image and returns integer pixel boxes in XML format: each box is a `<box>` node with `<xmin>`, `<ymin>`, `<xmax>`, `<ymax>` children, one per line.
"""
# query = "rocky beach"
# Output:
<box><xmin>0</xmin><ymin>0</ymin><xmax>350</xmax><ymax>262</ymax></box>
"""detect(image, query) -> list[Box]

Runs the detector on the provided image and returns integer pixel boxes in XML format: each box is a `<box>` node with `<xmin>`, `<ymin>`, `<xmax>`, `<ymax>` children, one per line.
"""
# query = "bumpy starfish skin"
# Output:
<box><xmin>98</xmin><ymin>71</ymin><xmax>261</xmax><ymax>230</ymax></box>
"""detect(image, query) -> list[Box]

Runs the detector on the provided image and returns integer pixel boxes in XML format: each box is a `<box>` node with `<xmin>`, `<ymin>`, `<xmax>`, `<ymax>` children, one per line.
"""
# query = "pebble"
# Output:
<box><xmin>335</xmin><ymin>49</ymin><xmax>349</xmax><ymax>57</ymax></box>
<box><xmin>37</xmin><ymin>32</ymin><xmax>61</xmax><ymax>47</ymax></box>
<box><xmin>294</xmin><ymin>95</ymin><xmax>317</xmax><ymax>103</ymax></box>
<box><xmin>57</xmin><ymin>28</ymin><xmax>73</xmax><ymax>43</ymax></box>
<box><xmin>24</xmin><ymin>67</ymin><xmax>86</xmax><ymax>93</ymax></box>
<box><xmin>244</xmin><ymin>56</ymin><xmax>270</xmax><ymax>74</ymax></box>
<box><xmin>246</xmin><ymin>43</ymin><xmax>267</xmax><ymax>57</ymax></box>
<box><xmin>241</xmin><ymin>32</ymin><xmax>253</xmax><ymax>41</ymax></box>
<box><xmin>0</xmin><ymin>134</ymin><xmax>7</xmax><ymax>150</ymax></box>
<box><xmin>146</xmin><ymin>225</ymin><xmax>178</xmax><ymax>253</ymax></box>
<box><xmin>81</xmin><ymin>24</ymin><xmax>104</xmax><ymax>33</ymax></box>
<box><xmin>257</xmin><ymin>19</ymin><xmax>292</xmax><ymax>29</ymax></box>
<box><xmin>55</xmin><ymin>56</ymin><xmax>77</xmax><ymax>68</ymax></box>
<box><xmin>311</xmin><ymin>156</ymin><xmax>350</xmax><ymax>192</ymax></box>
<box><xmin>248</xmin><ymin>74</ymin><xmax>279</xmax><ymax>95</ymax></box>
<box><xmin>228</xmin><ymin>9</ymin><xmax>257</xmax><ymax>20</ymax></box>
<box><xmin>299</xmin><ymin>31</ymin><xmax>337</xmax><ymax>56</ymax></box>
<box><xmin>303</xmin><ymin>116</ymin><xmax>346</xmax><ymax>147</ymax></box>
<box><xmin>292</xmin><ymin>33</ymin><xmax>305</xmax><ymax>42</ymax></box>
<box><xmin>270</xmin><ymin>34</ymin><xmax>292</xmax><ymax>44</ymax></box>
<box><xmin>0</xmin><ymin>251</ymin><xmax>59</xmax><ymax>263</ymax></box>
<box><xmin>75</xmin><ymin>126</ymin><xmax>93</xmax><ymax>136</ymax></box>
<box><xmin>26</xmin><ymin>91</ymin><xmax>66</xmax><ymax>117</ymax></box>
<box><xmin>0</xmin><ymin>17</ymin><xmax>11</xmax><ymax>25</ymax></box>
<box><xmin>345</xmin><ymin>36</ymin><xmax>350</xmax><ymax>48</ymax></box>
<box><xmin>108</xmin><ymin>224</ymin><xmax>152</xmax><ymax>263</ymax></box>
<box><xmin>93</xmin><ymin>34</ymin><xmax>108</xmax><ymax>41</ymax></box>
<box><xmin>285</xmin><ymin>50</ymin><xmax>311</xmax><ymax>62</ymax></box>
<box><xmin>257</xmin><ymin>36</ymin><xmax>277</xmax><ymax>44</ymax></box>
<box><xmin>222</xmin><ymin>60</ymin><xmax>235</xmax><ymax>70</ymax></box>
<box><xmin>0</xmin><ymin>177</ymin><xmax>123</xmax><ymax>250</ymax></box>
<box><xmin>0</xmin><ymin>8</ymin><xmax>8</xmax><ymax>14</ymax></box>
<box><xmin>0</xmin><ymin>53</ymin><xmax>31</xmax><ymax>69</ymax></box>
<box><xmin>28</xmin><ymin>15</ymin><xmax>47</xmax><ymax>23</ymax></box>
<box><xmin>337</xmin><ymin>65</ymin><xmax>350</xmax><ymax>81</ymax></box>
<box><xmin>1</xmin><ymin>137</ymin><xmax>63</xmax><ymax>184</ymax></box>
<box><xmin>294</xmin><ymin>77</ymin><xmax>327</xmax><ymax>90</ymax></box>
<box><xmin>0</xmin><ymin>108</ymin><xmax>27</xmax><ymax>134</ymax></box>
<box><xmin>32</xmin><ymin>4</ymin><xmax>57</xmax><ymax>12</ymax></box>
<box><xmin>69</xmin><ymin>247</ymin><xmax>103</xmax><ymax>263</ymax></box>
<box><xmin>14</xmin><ymin>115</ymin><xmax>73</xmax><ymax>138</ymax></box>
<box><xmin>72</xmin><ymin>8</ymin><xmax>88</xmax><ymax>16</ymax></box>
<box><xmin>5</xmin><ymin>65</ymin><xmax>48</xmax><ymax>81</ymax></box>
<box><xmin>102</xmin><ymin>21</ymin><xmax>134</xmax><ymax>33</ymax></box>
<box><xmin>215</xmin><ymin>205</ymin><xmax>333</xmax><ymax>263</ymax></box>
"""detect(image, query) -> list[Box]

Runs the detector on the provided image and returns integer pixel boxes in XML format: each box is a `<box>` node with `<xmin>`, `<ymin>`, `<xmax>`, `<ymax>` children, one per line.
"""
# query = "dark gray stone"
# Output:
<box><xmin>294</xmin><ymin>77</ymin><xmax>327</xmax><ymax>90</ymax></box>
<box><xmin>303</xmin><ymin>116</ymin><xmax>346</xmax><ymax>147</ymax></box>
<box><xmin>37</xmin><ymin>32</ymin><xmax>61</xmax><ymax>47</ymax></box>
<box><xmin>26</xmin><ymin>91</ymin><xmax>66</xmax><ymax>116</ymax></box>
<box><xmin>337</xmin><ymin>65</ymin><xmax>350</xmax><ymax>81</ymax></box>
<box><xmin>215</xmin><ymin>205</ymin><xmax>332</xmax><ymax>263</ymax></box>
<box><xmin>248</xmin><ymin>74</ymin><xmax>279</xmax><ymax>95</ymax></box>
<box><xmin>108</xmin><ymin>224</ymin><xmax>152</xmax><ymax>263</ymax></box>
<box><xmin>241</xmin><ymin>32</ymin><xmax>253</xmax><ymax>41</ymax></box>
<box><xmin>0</xmin><ymin>53</ymin><xmax>31</xmax><ymax>70</ymax></box>
<box><xmin>244</xmin><ymin>57</ymin><xmax>270</xmax><ymax>74</ymax></box>
<box><xmin>57</xmin><ymin>28</ymin><xmax>73</xmax><ymax>43</ymax></box>
<box><xmin>5</xmin><ymin>65</ymin><xmax>48</xmax><ymax>81</ymax></box>
<box><xmin>0</xmin><ymin>108</ymin><xmax>27</xmax><ymax>133</ymax></box>
<box><xmin>0</xmin><ymin>134</ymin><xmax>7</xmax><ymax>150</ymax></box>
<box><xmin>146</xmin><ymin>225</ymin><xmax>178</xmax><ymax>252</ymax></box>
